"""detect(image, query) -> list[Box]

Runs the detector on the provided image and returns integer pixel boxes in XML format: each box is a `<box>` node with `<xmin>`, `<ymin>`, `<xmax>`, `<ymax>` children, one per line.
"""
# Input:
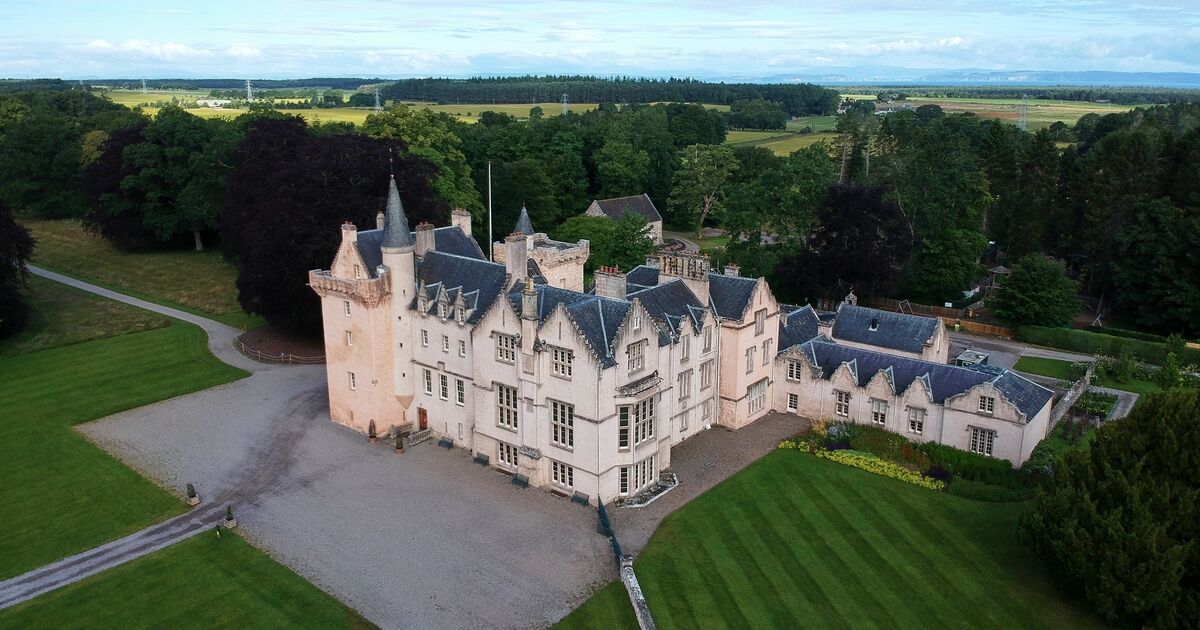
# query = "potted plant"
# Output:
<box><xmin>186</xmin><ymin>483</ymin><xmax>200</xmax><ymax>507</ymax></box>
<box><xmin>395</xmin><ymin>435</ymin><xmax>404</xmax><ymax>455</ymax></box>
<box><xmin>224</xmin><ymin>504</ymin><xmax>237</xmax><ymax>528</ymax></box>
<box><xmin>368</xmin><ymin>419</ymin><xmax>378</xmax><ymax>444</ymax></box>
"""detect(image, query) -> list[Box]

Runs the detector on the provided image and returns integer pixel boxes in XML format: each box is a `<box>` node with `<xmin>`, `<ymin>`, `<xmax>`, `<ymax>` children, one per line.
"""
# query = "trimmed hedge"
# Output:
<box><xmin>1017</xmin><ymin>325</ymin><xmax>1200</xmax><ymax>366</ymax></box>
<box><xmin>916</xmin><ymin>442</ymin><xmax>1026</xmax><ymax>489</ymax></box>
<box><xmin>1084</xmin><ymin>325</ymin><xmax>1166</xmax><ymax>343</ymax></box>
<box><xmin>947</xmin><ymin>479</ymin><xmax>1032</xmax><ymax>502</ymax></box>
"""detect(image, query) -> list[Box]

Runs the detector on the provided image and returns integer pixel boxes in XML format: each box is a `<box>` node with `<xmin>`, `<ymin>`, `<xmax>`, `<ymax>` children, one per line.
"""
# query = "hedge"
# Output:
<box><xmin>916</xmin><ymin>442</ymin><xmax>1026</xmax><ymax>489</ymax></box>
<box><xmin>813</xmin><ymin>449</ymin><xmax>946</xmax><ymax>491</ymax></box>
<box><xmin>1016</xmin><ymin>326</ymin><xmax>1200</xmax><ymax>366</ymax></box>
<box><xmin>1084</xmin><ymin>325</ymin><xmax>1166</xmax><ymax>343</ymax></box>
<box><xmin>947</xmin><ymin>479</ymin><xmax>1032</xmax><ymax>502</ymax></box>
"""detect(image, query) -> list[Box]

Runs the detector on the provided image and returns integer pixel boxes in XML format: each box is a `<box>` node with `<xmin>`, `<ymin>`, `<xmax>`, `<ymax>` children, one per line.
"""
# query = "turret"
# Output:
<box><xmin>514</xmin><ymin>205</ymin><xmax>535</xmax><ymax>236</ymax></box>
<box><xmin>379</xmin><ymin>176</ymin><xmax>416</xmax><ymax>410</ymax></box>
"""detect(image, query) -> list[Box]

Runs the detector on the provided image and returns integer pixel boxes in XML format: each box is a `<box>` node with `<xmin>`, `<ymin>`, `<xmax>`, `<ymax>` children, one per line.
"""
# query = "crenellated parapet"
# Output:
<box><xmin>308</xmin><ymin>268</ymin><xmax>391</xmax><ymax>307</ymax></box>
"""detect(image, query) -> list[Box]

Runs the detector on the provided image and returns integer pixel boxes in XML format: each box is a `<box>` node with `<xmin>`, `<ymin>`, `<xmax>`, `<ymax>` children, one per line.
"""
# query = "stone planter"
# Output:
<box><xmin>224</xmin><ymin>517</ymin><xmax>238</xmax><ymax>529</ymax></box>
<box><xmin>187</xmin><ymin>495</ymin><xmax>200</xmax><ymax>507</ymax></box>
<box><xmin>369</xmin><ymin>436</ymin><xmax>378</xmax><ymax>444</ymax></box>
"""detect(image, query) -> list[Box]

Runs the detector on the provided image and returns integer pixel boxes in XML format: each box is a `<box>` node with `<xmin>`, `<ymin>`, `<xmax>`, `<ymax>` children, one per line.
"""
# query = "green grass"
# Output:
<box><xmin>724</xmin><ymin>130</ymin><xmax>791</xmax><ymax>143</ymax></box>
<box><xmin>0</xmin><ymin>323</ymin><xmax>248</xmax><ymax>579</ymax></box>
<box><xmin>0</xmin><ymin>532</ymin><xmax>373</xmax><ymax>629</ymax></box>
<box><xmin>789</xmin><ymin>115</ymin><xmax>838</xmax><ymax>132</ymax></box>
<box><xmin>1014</xmin><ymin>356</ymin><xmax>1161</xmax><ymax>395</ymax></box>
<box><xmin>554</xmin><ymin>582</ymin><xmax>638</xmax><ymax>630</ymax></box>
<box><xmin>0</xmin><ymin>275</ymin><xmax>169</xmax><ymax>356</ymax></box>
<box><xmin>559</xmin><ymin>451</ymin><xmax>1099</xmax><ymax>629</ymax></box>
<box><xmin>21</xmin><ymin>219</ymin><xmax>260</xmax><ymax>329</ymax></box>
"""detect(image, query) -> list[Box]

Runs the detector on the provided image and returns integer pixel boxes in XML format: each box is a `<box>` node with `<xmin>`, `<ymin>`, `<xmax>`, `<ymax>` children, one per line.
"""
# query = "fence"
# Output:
<box><xmin>953</xmin><ymin>320</ymin><xmax>1014</xmax><ymax>339</ymax></box>
<box><xmin>235</xmin><ymin>338</ymin><xmax>325</xmax><ymax>365</ymax></box>
<box><xmin>859</xmin><ymin>296</ymin><xmax>1015</xmax><ymax>338</ymax></box>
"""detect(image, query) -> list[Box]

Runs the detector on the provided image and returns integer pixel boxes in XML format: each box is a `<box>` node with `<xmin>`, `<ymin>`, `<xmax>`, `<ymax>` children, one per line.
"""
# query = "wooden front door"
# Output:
<box><xmin>418</xmin><ymin>407</ymin><xmax>428</xmax><ymax>431</ymax></box>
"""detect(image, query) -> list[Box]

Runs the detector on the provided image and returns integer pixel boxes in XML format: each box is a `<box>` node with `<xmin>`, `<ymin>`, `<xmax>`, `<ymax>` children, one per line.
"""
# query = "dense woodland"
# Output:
<box><xmin>1</xmin><ymin>86</ymin><xmax>1199</xmax><ymax>339</ymax></box>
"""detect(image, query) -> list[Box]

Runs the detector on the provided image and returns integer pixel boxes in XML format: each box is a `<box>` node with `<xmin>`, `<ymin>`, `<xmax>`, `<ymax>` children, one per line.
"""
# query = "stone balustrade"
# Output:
<box><xmin>308</xmin><ymin>269</ymin><xmax>390</xmax><ymax>306</ymax></box>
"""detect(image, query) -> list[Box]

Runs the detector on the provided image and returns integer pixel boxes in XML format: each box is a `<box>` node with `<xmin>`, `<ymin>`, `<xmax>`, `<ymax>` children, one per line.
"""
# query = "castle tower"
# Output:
<box><xmin>380</xmin><ymin>177</ymin><xmax>418</xmax><ymax>424</ymax></box>
<box><xmin>513</xmin><ymin>205</ymin><xmax>535</xmax><ymax>236</ymax></box>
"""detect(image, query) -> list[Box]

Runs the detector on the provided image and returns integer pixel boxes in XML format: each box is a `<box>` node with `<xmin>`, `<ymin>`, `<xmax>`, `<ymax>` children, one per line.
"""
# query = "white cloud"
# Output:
<box><xmin>225</xmin><ymin>45</ymin><xmax>263</xmax><ymax>59</ymax></box>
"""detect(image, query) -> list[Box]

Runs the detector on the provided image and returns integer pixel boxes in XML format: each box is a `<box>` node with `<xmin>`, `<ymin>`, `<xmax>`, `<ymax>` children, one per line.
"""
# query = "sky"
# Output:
<box><xmin>1</xmin><ymin>0</ymin><xmax>1198</xmax><ymax>79</ymax></box>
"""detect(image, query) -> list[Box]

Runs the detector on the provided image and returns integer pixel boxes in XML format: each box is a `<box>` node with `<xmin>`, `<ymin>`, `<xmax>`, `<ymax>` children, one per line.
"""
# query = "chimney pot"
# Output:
<box><xmin>414</xmin><ymin>221</ymin><xmax>436</xmax><ymax>257</ymax></box>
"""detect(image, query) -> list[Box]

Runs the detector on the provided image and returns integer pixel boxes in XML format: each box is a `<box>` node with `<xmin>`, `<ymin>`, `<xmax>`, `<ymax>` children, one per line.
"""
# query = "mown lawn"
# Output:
<box><xmin>558</xmin><ymin>451</ymin><xmax>1099</xmax><ymax>629</ymax></box>
<box><xmin>0</xmin><ymin>532</ymin><xmax>374</xmax><ymax>629</ymax></box>
<box><xmin>1014</xmin><ymin>356</ymin><xmax>1161</xmax><ymax>396</ymax></box>
<box><xmin>0</xmin><ymin>323</ymin><xmax>248</xmax><ymax>579</ymax></box>
<box><xmin>21</xmin><ymin>219</ymin><xmax>259</xmax><ymax>328</ymax></box>
<box><xmin>0</xmin><ymin>275</ymin><xmax>169</xmax><ymax>356</ymax></box>
<box><xmin>554</xmin><ymin>582</ymin><xmax>638</xmax><ymax>630</ymax></box>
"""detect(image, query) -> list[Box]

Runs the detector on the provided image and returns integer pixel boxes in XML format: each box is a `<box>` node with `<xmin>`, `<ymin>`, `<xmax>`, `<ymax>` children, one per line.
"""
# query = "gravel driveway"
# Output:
<box><xmin>80</xmin><ymin>366</ymin><xmax>611</xmax><ymax>629</ymax></box>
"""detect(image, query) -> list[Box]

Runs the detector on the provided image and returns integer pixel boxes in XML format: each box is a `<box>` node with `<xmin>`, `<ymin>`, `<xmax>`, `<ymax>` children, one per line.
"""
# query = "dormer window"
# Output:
<box><xmin>456</xmin><ymin>307</ymin><xmax>465</xmax><ymax>324</ymax></box>
<box><xmin>438</xmin><ymin>302</ymin><xmax>448</xmax><ymax>319</ymax></box>
<box><xmin>869</xmin><ymin>318</ymin><xmax>879</xmax><ymax>331</ymax></box>
<box><xmin>633</xmin><ymin>312</ymin><xmax>642</xmax><ymax>331</ymax></box>
<box><xmin>979</xmin><ymin>396</ymin><xmax>996</xmax><ymax>414</ymax></box>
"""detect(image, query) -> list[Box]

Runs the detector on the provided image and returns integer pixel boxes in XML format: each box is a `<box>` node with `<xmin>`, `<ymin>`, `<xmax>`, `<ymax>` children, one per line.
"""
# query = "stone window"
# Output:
<box><xmin>353</xmin><ymin>264</ymin><xmax>361</xmax><ymax>278</ymax></box>
<box><xmin>787</xmin><ymin>360</ymin><xmax>802</xmax><ymax>381</ymax></box>
<box><xmin>627</xmin><ymin>340</ymin><xmax>646</xmax><ymax>374</ymax></box>
<box><xmin>787</xmin><ymin>392</ymin><xmax>799</xmax><ymax>412</ymax></box>
<box><xmin>458</xmin><ymin>339</ymin><xmax>467</xmax><ymax>357</ymax></box>
<box><xmin>700</xmin><ymin>360</ymin><xmax>714</xmax><ymax>389</ymax></box>
<box><xmin>420</xmin><ymin>329</ymin><xmax>429</xmax><ymax>347</ymax></box>
<box><xmin>496</xmin><ymin>334</ymin><xmax>517</xmax><ymax>363</ymax></box>
<box><xmin>680</xmin><ymin>408</ymin><xmax>689</xmax><ymax>432</ymax></box>
<box><xmin>343</xmin><ymin>300</ymin><xmax>351</xmax><ymax>316</ymax></box>
<box><xmin>746</xmin><ymin>346</ymin><xmax>756</xmax><ymax>373</ymax></box>
<box><xmin>618</xmin><ymin>406</ymin><xmax>630</xmax><ymax>450</ymax></box>
<box><xmin>620</xmin><ymin>397</ymin><xmax>655</xmax><ymax>447</ymax></box>
<box><xmin>678</xmin><ymin>369</ymin><xmax>692</xmax><ymax>400</ymax></box>
<box><xmin>835</xmin><ymin>390</ymin><xmax>850</xmax><ymax>417</ymax></box>
<box><xmin>762</xmin><ymin>339</ymin><xmax>772</xmax><ymax>365</ymax></box>
<box><xmin>551</xmin><ymin>461</ymin><xmax>574</xmax><ymax>488</ymax></box>
<box><xmin>439</xmin><ymin>374</ymin><xmax>449</xmax><ymax>400</ymax></box>
<box><xmin>348</xmin><ymin>372</ymin><xmax>356</xmax><ymax>391</ymax></box>
<box><xmin>345</xmin><ymin>330</ymin><xmax>353</xmax><ymax>347</ymax></box>
<box><xmin>496</xmin><ymin>384</ymin><xmax>518</xmax><ymax>430</ymax></box>
<box><xmin>908</xmin><ymin>407</ymin><xmax>925</xmax><ymax>435</ymax></box>
<box><xmin>970</xmin><ymin>426</ymin><xmax>996</xmax><ymax>456</ymax></box>
<box><xmin>423</xmin><ymin>369</ymin><xmax>432</xmax><ymax>395</ymax></box>
<box><xmin>441</xmin><ymin>334</ymin><xmax>449</xmax><ymax>352</ymax></box>
<box><xmin>978</xmin><ymin>396</ymin><xmax>996</xmax><ymax>414</ymax></box>
<box><xmin>702</xmin><ymin>399</ymin><xmax>712</xmax><ymax>423</ymax></box>
<box><xmin>456</xmin><ymin>378</ymin><xmax>465</xmax><ymax>406</ymax></box>
<box><xmin>552</xmin><ymin>346</ymin><xmax>573</xmax><ymax>378</ymax></box>
<box><xmin>621</xmin><ymin>455</ymin><xmax>656</xmax><ymax>495</ymax></box>
<box><xmin>632</xmin><ymin>311</ymin><xmax>642</xmax><ymax>331</ymax></box>
<box><xmin>497</xmin><ymin>442</ymin><xmax>518</xmax><ymax>468</ymax></box>
<box><xmin>551</xmin><ymin>401</ymin><xmax>574</xmax><ymax>448</ymax></box>
<box><xmin>681</xmin><ymin>333</ymin><xmax>690</xmax><ymax>361</ymax></box>
<box><xmin>754</xmin><ymin>309</ymin><xmax>767</xmax><ymax>335</ymax></box>
<box><xmin>703</xmin><ymin>326</ymin><xmax>712</xmax><ymax>352</ymax></box>
<box><xmin>871</xmin><ymin>398</ymin><xmax>887</xmax><ymax>425</ymax></box>
<box><xmin>438</xmin><ymin>302</ymin><xmax>447</xmax><ymax>319</ymax></box>
<box><xmin>748</xmin><ymin>379</ymin><xmax>767</xmax><ymax>414</ymax></box>
<box><xmin>619</xmin><ymin>466</ymin><xmax>629</xmax><ymax>495</ymax></box>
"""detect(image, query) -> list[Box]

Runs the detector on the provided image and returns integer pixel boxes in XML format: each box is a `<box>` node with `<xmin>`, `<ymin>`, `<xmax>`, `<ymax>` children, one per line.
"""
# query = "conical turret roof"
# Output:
<box><xmin>513</xmin><ymin>205</ymin><xmax>535</xmax><ymax>236</ymax></box>
<box><xmin>381</xmin><ymin>176</ymin><xmax>414</xmax><ymax>249</ymax></box>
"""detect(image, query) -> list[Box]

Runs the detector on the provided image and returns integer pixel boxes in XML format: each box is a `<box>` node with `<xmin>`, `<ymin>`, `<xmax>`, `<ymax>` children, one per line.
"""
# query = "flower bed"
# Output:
<box><xmin>812</xmin><ymin>448</ymin><xmax>946</xmax><ymax>491</ymax></box>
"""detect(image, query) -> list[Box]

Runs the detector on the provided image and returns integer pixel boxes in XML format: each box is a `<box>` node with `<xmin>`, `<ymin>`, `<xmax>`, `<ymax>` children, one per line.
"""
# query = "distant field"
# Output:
<box><xmin>725</xmin><ymin>130</ymin><xmax>789</xmax><ymax>143</ymax></box>
<box><xmin>838</xmin><ymin>91</ymin><xmax>1141</xmax><ymax>130</ymax></box>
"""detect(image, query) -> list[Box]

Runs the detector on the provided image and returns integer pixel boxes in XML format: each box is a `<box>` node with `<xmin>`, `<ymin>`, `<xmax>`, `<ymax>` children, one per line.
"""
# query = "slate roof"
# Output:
<box><xmin>412</xmin><ymin>251</ymin><xmax>508</xmax><ymax>325</ymax></box>
<box><xmin>779</xmin><ymin>305</ymin><xmax>820</xmax><ymax>351</ymax></box>
<box><xmin>356</xmin><ymin>226</ymin><xmax>485</xmax><ymax>277</ymax></box>
<box><xmin>794</xmin><ymin>340</ymin><xmax>1053</xmax><ymax>421</ymax></box>
<box><xmin>627</xmin><ymin>279</ymin><xmax>707</xmax><ymax>346</ymax></box>
<box><xmin>625</xmin><ymin>265</ymin><xmax>660</xmax><ymax>287</ymax></box>
<box><xmin>708</xmin><ymin>273</ymin><xmax>758</xmax><ymax>320</ymax></box>
<box><xmin>591</xmin><ymin>194</ymin><xmax>662</xmax><ymax>222</ymax></box>
<box><xmin>513</xmin><ymin>206</ymin><xmax>536</xmax><ymax>236</ymax></box>
<box><xmin>380</xmin><ymin>177</ymin><xmax>414</xmax><ymax>249</ymax></box>
<box><xmin>832</xmin><ymin>304</ymin><xmax>939</xmax><ymax>354</ymax></box>
<box><xmin>508</xmin><ymin>284</ymin><xmax>631</xmax><ymax>368</ymax></box>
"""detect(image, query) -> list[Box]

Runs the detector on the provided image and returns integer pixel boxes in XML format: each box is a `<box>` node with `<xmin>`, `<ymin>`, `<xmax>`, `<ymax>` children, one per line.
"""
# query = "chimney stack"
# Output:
<box><xmin>451</xmin><ymin>208</ymin><xmax>472</xmax><ymax>237</ymax></box>
<box><xmin>341</xmin><ymin>221</ymin><xmax>357</xmax><ymax>244</ymax></box>
<box><xmin>521</xmin><ymin>277</ymin><xmax>538</xmax><ymax>321</ymax></box>
<box><xmin>376</xmin><ymin>211</ymin><xmax>385</xmax><ymax>230</ymax></box>
<box><xmin>723</xmin><ymin>263</ymin><xmax>740</xmax><ymax>277</ymax></box>
<box><xmin>415</xmin><ymin>222</ymin><xmax>436</xmax><ymax>258</ymax></box>
<box><xmin>594</xmin><ymin>265</ymin><xmax>627</xmax><ymax>299</ymax></box>
<box><xmin>505</xmin><ymin>232</ymin><xmax>528</xmax><ymax>285</ymax></box>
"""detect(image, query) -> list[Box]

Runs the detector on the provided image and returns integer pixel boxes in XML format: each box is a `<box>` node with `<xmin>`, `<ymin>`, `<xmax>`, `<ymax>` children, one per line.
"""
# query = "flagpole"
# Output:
<box><xmin>487</xmin><ymin>160</ymin><xmax>494</xmax><ymax>261</ymax></box>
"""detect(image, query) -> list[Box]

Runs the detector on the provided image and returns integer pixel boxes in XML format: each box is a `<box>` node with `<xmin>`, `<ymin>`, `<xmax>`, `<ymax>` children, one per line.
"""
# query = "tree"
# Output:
<box><xmin>362</xmin><ymin>105</ymin><xmax>484</xmax><ymax>216</ymax></box>
<box><xmin>667</xmin><ymin>144</ymin><xmax>736</xmax><ymax>233</ymax></box>
<box><xmin>0</xmin><ymin>201</ymin><xmax>35</xmax><ymax>338</ymax></box>
<box><xmin>1020</xmin><ymin>389</ymin><xmax>1200</xmax><ymax>629</ymax></box>
<box><xmin>593</xmin><ymin>136</ymin><xmax>650</xmax><ymax>198</ymax></box>
<box><xmin>1157</xmin><ymin>352</ymin><xmax>1182</xmax><ymax>389</ymax></box>
<box><xmin>988</xmin><ymin>255</ymin><xmax>1079</xmax><ymax>328</ymax></box>
<box><xmin>775</xmin><ymin>185</ymin><xmax>914</xmax><ymax>302</ymax></box>
<box><xmin>553</xmin><ymin>214</ymin><xmax>654</xmax><ymax>273</ymax></box>
<box><xmin>221</xmin><ymin>117</ymin><xmax>445</xmax><ymax>335</ymax></box>
<box><xmin>1111</xmin><ymin>198</ymin><xmax>1200</xmax><ymax>336</ymax></box>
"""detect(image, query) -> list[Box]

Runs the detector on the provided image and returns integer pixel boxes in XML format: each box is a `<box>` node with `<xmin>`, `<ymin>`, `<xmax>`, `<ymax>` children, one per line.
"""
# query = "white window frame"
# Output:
<box><xmin>703</xmin><ymin>326</ymin><xmax>712</xmax><ymax>352</ymax></box>
<box><xmin>870</xmin><ymin>398</ymin><xmax>887</xmax><ymax>425</ymax></box>
<box><xmin>496</xmin><ymin>334</ymin><xmax>517</xmax><ymax>363</ymax></box>
<box><xmin>748</xmin><ymin>379</ymin><xmax>767</xmax><ymax>413</ymax></box>
<box><xmin>439</xmin><ymin>374</ymin><xmax>449</xmax><ymax>400</ymax></box>
<box><xmin>348</xmin><ymin>371</ymin><xmax>356</xmax><ymax>391</ymax></box>
<box><xmin>746</xmin><ymin>346</ymin><xmax>755</xmax><ymax>373</ymax></box>
<box><xmin>787</xmin><ymin>392</ymin><xmax>799</xmax><ymax>412</ymax></box>
<box><xmin>343</xmin><ymin>300</ymin><xmax>351</xmax><ymax>316</ymax></box>
<box><xmin>619</xmin><ymin>466</ymin><xmax>629</xmax><ymax>495</ymax></box>
<box><xmin>678</xmin><ymin>369</ymin><xmax>692</xmax><ymax>401</ymax></box>
<box><xmin>455</xmin><ymin>378</ymin><xmax>465</xmax><ymax>405</ymax></box>
<box><xmin>627</xmin><ymin>341</ymin><xmax>646</xmax><ymax>374</ymax></box>
<box><xmin>700</xmin><ymin>360</ymin><xmax>714</xmax><ymax>389</ymax></box>
<box><xmin>551</xmin><ymin>400</ymin><xmax>575</xmax><ymax>449</ymax></box>
<box><xmin>835</xmin><ymin>390</ymin><xmax>850</xmax><ymax>417</ymax></box>
<box><xmin>620</xmin><ymin>398</ymin><xmax>655</xmax><ymax>447</ymax></box>
<box><xmin>621</xmin><ymin>455</ymin><xmax>656</xmax><ymax>495</ymax></box>
<box><xmin>497</xmin><ymin>442</ymin><xmax>518</xmax><ymax>468</ymax></box>
<box><xmin>420</xmin><ymin>329</ymin><xmax>429</xmax><ymax>347</ymax></box>
<box><xmin>618</xmin><ymin>405</ymin><xmax>631</xmax><ymax>450</ymax></box>
<box><xmin>755</xmin><ymin>309</ymin><xmax>766</xmax><ymax>335</ymax></box>
<box><xmin>681</xmin><ymin>334</ymin><xmax>690</xmax><ymax>361</ymax></box>
<box><xmin>762</xmin><ymin>339</ymin><xmax>772</xmax><ymax>365</ymax></box>
<box><xmin>551</xmin><ymin>461</ymin><xmax>574</xmax><ymax>488</ymax></box>
<box><xmin>551</xmin><ymin>346</ymin><xmax>574</xmax><ymax>378</ymax></box>
<box><xmin>496</xmin><ymin>383</ymin><xmax>518</xmax><ymax>430</ymax></box>
<box><xmin>787</xmin><ymin>360</ymin><xmax>802</xmax><ymax>381</ymax></box>
<box><xmin>979</xmin><ymin>396</ymin><xmax>996</xmax><ymax>414</ymax></box>
<box><xmin>969</xmin><ymin>426</ymin><xmax>996</xmax><ymax>456</ymax></box>
<box><xmin>908</xmin><ymin>406</ymin><xmax>925</xmax><ymax>435</ymax></box>
<box><xmin>345</xmin><ymin>330</ymin><xmax>353</xmax><ymax>347</ymax></box>
<box><xmin>632</xmin><ymin>312</ymin><xmax>642</xmax><ymax>331</ymax></box>
<box><xmin>458</xmin><ymin>339</ymin><xmax>467</xmax><ymax>357</ymax></box>
<box><xmin>702</xmin><ymin>399</ymin><xmax>712</xmax><ymax>423</ymax></box>
<box><xmin>423</xmin><ymin>368</ymin><xmax>433</xmax><ymax>395</ymax></box>
<box><xmin>441</xmin><ymin>334</ymin><xmax>450</xmax><ymax>353</ymax></box>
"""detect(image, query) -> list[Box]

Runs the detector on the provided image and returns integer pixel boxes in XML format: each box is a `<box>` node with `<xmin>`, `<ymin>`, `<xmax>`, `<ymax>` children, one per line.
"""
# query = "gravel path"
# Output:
<box><xmin>28</xmin><ymin>265</ymin><xmax>266</xmax><ymax>374</ymax></box>
<box><xmin>612</xmin><ymin>412</ymin><xmax>810</xmax><ymax>557</ymax></box>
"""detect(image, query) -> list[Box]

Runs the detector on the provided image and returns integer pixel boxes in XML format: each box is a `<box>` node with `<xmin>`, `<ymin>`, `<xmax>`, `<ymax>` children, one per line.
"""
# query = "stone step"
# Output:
<box><xmin>408</xmin><ymin>429</ymin><xmax>433</xmax><ymax>446</ymax></box>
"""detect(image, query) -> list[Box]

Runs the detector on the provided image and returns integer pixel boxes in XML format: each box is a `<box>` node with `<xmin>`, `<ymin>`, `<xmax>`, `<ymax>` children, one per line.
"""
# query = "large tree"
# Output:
<box><xmin>987</xmin><ymin>255</ymin><xmax>1080</xmax><ymax>328</ymax></box>
<box><xmin>553</xmin><ymin>214</ymin><xmax>654</xmax><ymax>273</ymax></box>
<box><xmin>1020</xmin><ymin>389</ymin><xmax>1200</xmax><ymax>629</ymax></box>
<box><xmin>221</xmin><ymin>117</ymin><xmax>444</xmax><ymax>334</ymax></box>
<box><xmin>775</xmin><ymin>185</ymin><xmax>915</xmax><ymax>302</ymax></box>
<box><xmin>0</xmin><ymin>201</ymin><xmax>35</xmax><ymax>337</ymax></box>
<box><xmin>1111</xmin><ymin>198</ymin><xmax>1200</xmax><ymax>335</ymax></box>
<box><xmin>667</xmin><ymin>144</ymin><xmax>736</xmax><ymax>233</ymax></box>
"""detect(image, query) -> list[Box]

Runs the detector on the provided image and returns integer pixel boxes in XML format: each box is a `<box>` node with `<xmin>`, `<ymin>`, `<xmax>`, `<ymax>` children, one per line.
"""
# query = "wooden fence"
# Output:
<box><xmin>859</xmin><ymin>296</ymin><xmax>1014</xmax><ymax>338</ymax></box>
<box><xmin>235</xmin><ymin>338</ymin><xmax>325</xmax><ymax>364</ymax></box>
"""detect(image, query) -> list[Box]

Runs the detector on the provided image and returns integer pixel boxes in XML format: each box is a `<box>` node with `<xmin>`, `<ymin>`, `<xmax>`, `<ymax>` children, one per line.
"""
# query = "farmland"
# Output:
<box><xmin>841</xmin><ymin>93</ymin><xmax>1141</xmax><ymax>130</ymax></box>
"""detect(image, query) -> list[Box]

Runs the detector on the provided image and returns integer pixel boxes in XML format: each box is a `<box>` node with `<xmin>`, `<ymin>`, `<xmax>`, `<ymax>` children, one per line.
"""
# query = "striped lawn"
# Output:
<box><xmin>0</xmin><ymin>323</ymin><xmax>248</xmax><ymax>580</ymax></box>
<box><xmin>560</xmin><ymin>451</ymin><xmax>1100</xmax><ymax>629</ymax></box>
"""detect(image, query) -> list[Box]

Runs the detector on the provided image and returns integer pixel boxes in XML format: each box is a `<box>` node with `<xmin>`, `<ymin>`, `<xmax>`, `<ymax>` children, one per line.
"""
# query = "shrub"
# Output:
<box><xmin>814</xmin><ymin>449</ymin><xmax>946</xmax><ymax>491</ymax></box>
<box><xmin>1074</xmin><ymin>390</ymin><xmax>1117</xmax><ymax>417</ymax></box>
<box><xmin>847</xmin><ymin>425</ymin><xmax>911</xmax><ymax>461</ymax></box>
<box><xmin>1017</xmin><ymin>325</ymin><xmax>1200</xmax><ymax>366</ymax></box>
<box><xmin>916</xmin><ymin>442</ymin><xmax>1025</xmax><ymax>489</ymax></box>
<box><xmin>947</xmin><ymin>479</ymin><xmax>1032</xmax><ymax>502</ymax></box>
<box><xmin>1085</xmin><ymin>325</ymin><xmax>1166</xmax><ymax>343</ymax></box>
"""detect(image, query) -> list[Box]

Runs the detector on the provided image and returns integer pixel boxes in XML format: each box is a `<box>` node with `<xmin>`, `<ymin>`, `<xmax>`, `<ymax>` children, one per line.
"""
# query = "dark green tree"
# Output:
<box><xmin>1111</xmin><ymin>198</ymin><xmax>1200</xmax><ymax>336</ymax></box>
<box><xmin>553</xmin><ymin>214</ymin><xmax>653</xmax><ymax>273</ymax></box>
<box><xmin>1020</xmin><ymin>389</ymin><xmax>1200</xmax><ymax>629</ymax></box>
<box><xmin>988</xmin><ymin>255</ymin><xmax>1079</xmax><ymax>328</ymax></box>
<box><xmin>0</xmin><ymin>201</ymin><xmax>35</xmax><ymax>337</ymax></box>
